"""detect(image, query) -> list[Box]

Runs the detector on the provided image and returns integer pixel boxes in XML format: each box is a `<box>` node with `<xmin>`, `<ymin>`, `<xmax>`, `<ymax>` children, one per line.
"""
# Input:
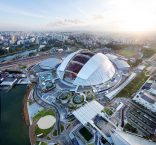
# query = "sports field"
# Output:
<box><xmin>118</xmin><ymin>48</ymin><xmax>137</xmax><ymax>58</ymax></box>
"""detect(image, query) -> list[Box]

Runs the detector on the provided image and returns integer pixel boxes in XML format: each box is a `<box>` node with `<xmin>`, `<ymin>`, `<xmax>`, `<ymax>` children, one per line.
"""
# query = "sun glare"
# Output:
<box><xmin>114</xmin><ymin>0</ymin><xmax>156</xmax><ymax>32</ymax></box>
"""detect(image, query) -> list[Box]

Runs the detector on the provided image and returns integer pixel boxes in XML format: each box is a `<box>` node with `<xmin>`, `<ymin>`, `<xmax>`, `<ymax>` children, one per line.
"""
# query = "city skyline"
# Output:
<box><xmin>1</xmin><ymin>0</ymin><xmax>156</xmax><ymax>32</ymax></box>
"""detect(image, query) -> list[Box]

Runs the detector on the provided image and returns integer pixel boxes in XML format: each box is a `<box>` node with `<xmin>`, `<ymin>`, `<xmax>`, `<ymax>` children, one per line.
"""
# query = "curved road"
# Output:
<box><xmin>33</xmin><ymin>85</ymin><xmax>61</xmax><ymax>134</ymax></box>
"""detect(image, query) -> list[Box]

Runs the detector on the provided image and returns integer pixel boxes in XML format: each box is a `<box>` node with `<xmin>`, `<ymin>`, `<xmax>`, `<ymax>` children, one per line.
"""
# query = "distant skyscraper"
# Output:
<box><xmin>11</xmin><ymin>35</ymin><xmax>17</xmax><ymax>43</ymax></box>
<box><xmin>35</xmin><ymin>37</ymin><xmax>39</xmax><ymax>44</ymax></box>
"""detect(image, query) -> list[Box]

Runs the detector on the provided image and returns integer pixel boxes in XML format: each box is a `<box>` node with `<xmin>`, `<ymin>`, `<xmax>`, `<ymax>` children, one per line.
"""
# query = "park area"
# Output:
<box><xmin>116</xmin><ymin>71</ymin><xmax>149</xmax><ymax>98</ymax></box>
<box><xmin>123</xmin><ymin>123</ymin><xmax>138</xmax><ymax>133</ymax></box>
<box><xmin>33</xmin><ymin>109</ymin><xmax>55</xmax><ymax>121</ymax></box>
<box><xmin>117</xmin><ymin>47</ymin><xmax>139</xmax><ymax>58</ymax></box>
<box><xmin>33</xmin><ymin>109</ymin><xmax>56</xmax><ymax>137</ymax></box>
<box><xmin>102</xmin><ymin>108</ymin><xmax>113</xmax><ymax>116</ymax></box>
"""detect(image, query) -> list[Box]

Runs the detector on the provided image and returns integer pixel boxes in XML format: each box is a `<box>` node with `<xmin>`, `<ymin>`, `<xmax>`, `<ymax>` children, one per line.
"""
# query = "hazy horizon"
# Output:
<box><xmin>1</xmin><ymin>0</ymin><xmax>156</xmax><ymax>33</ymax></box>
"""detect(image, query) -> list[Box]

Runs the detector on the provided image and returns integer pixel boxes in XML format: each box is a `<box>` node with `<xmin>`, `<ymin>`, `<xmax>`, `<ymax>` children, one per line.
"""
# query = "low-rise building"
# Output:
<box><xmin>0</xmin><ymin>78</ymin><xmax>17</xmax><ymax>86</ymax></box>
<box><xmin>133</xmin><ymin>91</ymin><xmax>156</xmax><ymax>113</ymax></box>
<box><xmin>149</xmin><ymin>81</ymin><xmax>156</xmax><ymax>96</ymax></box>
<box><xmin>106</xmin><ymin>53</ymin><xmax>130</xmax><ymax>74</ymax></box>
<box><xmin>133</xmin><ymin>77</ymin><xmax>156</xmax><ymax>113</ymax></box>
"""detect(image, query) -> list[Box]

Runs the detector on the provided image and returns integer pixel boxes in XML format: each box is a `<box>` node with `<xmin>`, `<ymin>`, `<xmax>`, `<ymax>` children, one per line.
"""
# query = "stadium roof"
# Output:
<box><xmin>112</xmin><ymin>59</ymin><xmax>130</xmax><ymax>69</ymax></box>
<box><xmin>57</xmin><ymin>50</ymin><xmax>116</xmax><ymax>86</ymax></box>
<box><xmin>39</xmin><ymin>58</ymin><xmax>62</xmax><ymax>70</ymax></box>
<box><xmin>59</xmin><ymin>51</ymin><xmax>79</xmax><ymax>72</ymax></box>
<box><xmin>106</xmin><ymin>53</ymin><xmax>118</xmax><ymax>60</ymax></box>
<box><xmin>72</xmin><ymin>100</ymin><xmax>104</xmax><ymax>125</ymax></box>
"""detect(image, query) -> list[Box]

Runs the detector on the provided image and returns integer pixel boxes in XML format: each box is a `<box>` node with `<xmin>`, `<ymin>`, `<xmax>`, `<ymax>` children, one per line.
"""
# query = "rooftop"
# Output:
<box><xmin>111</xmin><ymin>130</ymin><xmax>156</xmax><ymax>145</ymax></box>
<box><xmin>72</xmin><ymin>100</ymin><xmax>104</xmax><ymax>125</ymax></box>
<box><xmin>140</xmin><ymin>91</ymin><xmax>156</xmax><ymax>104</ymax></box>
<box><xmin>39</xmin><ymin>58</ymin><xmax>62</xmax><ymax>70</ymax></box>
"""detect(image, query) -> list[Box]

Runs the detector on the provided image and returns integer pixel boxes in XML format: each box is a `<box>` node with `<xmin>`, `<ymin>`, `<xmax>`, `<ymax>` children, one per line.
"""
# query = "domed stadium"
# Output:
<box><xmin>57</xmin><ymin>50</ymin><xmax>119</xmax><ymax>87</ymax></box>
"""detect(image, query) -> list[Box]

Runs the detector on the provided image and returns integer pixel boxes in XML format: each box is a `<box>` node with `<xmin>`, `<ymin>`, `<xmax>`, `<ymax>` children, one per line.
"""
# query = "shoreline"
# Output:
<box><xmin>23</xmin><ymin>84</ymin><xmax>35</xmax><ymax>145</ymax></box>
<box><xmin>23</xmin><ymin>85</ymin><xmax>31</xmax><ymax>126</ymax></box>
<box><xmin>23</xmin><ymin>84</ymin><xmax>36</xmax><ymax>145</ymax></box>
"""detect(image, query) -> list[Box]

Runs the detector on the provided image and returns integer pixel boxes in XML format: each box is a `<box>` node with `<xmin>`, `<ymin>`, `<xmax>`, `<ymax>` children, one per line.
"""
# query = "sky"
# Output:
<box><xmin>0</xmin><ymin>0</ymin><xmax>156</xmax><ymax>32</ymax></box>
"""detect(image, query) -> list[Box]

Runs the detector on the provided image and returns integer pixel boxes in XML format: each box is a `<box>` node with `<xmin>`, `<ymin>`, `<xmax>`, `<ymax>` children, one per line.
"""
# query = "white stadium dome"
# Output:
<box><xmin>57</xmin><ymin>50</ymin><xmax>116</xmax><ymax>86</ymax></box>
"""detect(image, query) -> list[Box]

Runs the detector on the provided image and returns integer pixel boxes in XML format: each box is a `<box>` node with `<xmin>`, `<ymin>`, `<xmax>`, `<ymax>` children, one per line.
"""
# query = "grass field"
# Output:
<box><xmin>118</xmin><ymin>49</ymin><xmax>137</xmax><ymax>58</ymax></box>
<box><xmin>34</xmin><ymin>109</ymin><xmax>56</xmax><ymax>138</ymax></box>
<box><xmin>33</xmin><ymin>109</ymin><xmax>55</xmax><ymax>121</ymax></box>
<box><xmin>35</xmin><ymin>126</ymin><xmax>53</xmax><ymax>137</ymax></box>
<box><xmin>116</xmin><ymin>71</ymin><xmax>149</xmax><ymax>98</ymax></box>
<box><xmin>102</xmin><ymin>108</ymin><xmax>113</xmax><ymax>116</ymax></box>
<box><xmin>36</xmin><ymin>141</ymin><xmax>47</xmax><ymax>145</ymax></box>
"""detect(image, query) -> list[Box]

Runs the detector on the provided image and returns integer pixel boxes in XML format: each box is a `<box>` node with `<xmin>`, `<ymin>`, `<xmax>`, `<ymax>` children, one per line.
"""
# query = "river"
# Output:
<box><xmin>0</xmin><ymin>49</ymin><xmax>37</xmax><ymax>62</ymax></box>
<box><xmin>0</xmin><ymin>85</ymin><xmax>30</xmax><ymax>145</ymax></box>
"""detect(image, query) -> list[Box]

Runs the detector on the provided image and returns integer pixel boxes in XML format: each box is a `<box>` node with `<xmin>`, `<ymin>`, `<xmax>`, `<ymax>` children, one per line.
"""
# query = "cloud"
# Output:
<box><xmin>0</xmin><ymin>0</ymin><xmax>155</xmax><ymax>32</ymax></box>
<box><xmin>47</xmin><ymin>19</ymin><xmax>85</xmax><ymax>27</ymax></box>
<box><xmin>92</xmin><ymin>14</ymin><xmax>104</xmax><ymax>20</ymax></box>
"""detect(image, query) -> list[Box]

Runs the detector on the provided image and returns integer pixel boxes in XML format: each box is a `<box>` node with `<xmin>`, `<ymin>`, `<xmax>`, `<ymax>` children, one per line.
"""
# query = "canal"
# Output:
<box><xmin>0</xmin><ymin>85</ymin><xmax>30</xmax><ymax>145</ymax></box>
